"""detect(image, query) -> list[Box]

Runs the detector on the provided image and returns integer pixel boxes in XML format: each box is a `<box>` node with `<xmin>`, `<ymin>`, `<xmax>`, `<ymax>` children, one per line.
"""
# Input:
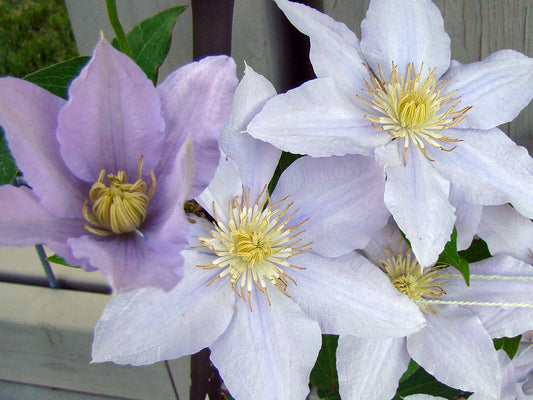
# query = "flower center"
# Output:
<box><xmin>379</xmin><ymin>244</ymin><xmax>448</xmax><ymax>314</ymax></box>
<box><xmin>197</xmin><ymin>187</ymin><xmax>310</xmax><ymax>310</ymax></box>
<box><xmin>360</xmin><ymin>62</ymin><xmax>471</xmax><ymax>164</ymax></box>
<box><xmin>83</xmin><ymin>156</ymin><xmax>155</xmax><ymax>236</ymax></box>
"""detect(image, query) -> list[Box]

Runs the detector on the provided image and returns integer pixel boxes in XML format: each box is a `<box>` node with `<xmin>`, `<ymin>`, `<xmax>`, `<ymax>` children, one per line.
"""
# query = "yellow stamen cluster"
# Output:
<box><xmin>197</xmin><ymin>187</ymin><xmax>311</xmax><ymax>310</ymax></box>
<box><xmin>83</xmin><ymin>157</ymin><xmax>155</xmax><ymax>236</ymax></box>
<box><xmin>360</xmin><ymin>62</ymin><xmax>472</xmax><ymax>164</ymax></box>
<box><xmin>379</xmin><ymin>244</ymin><xmax>448</xmax><ymax>314</ymax></box>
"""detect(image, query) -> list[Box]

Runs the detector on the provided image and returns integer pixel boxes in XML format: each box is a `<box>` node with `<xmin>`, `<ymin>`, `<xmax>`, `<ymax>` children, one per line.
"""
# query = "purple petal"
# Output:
<box><xmin>92</xmin><ymin>251</ymin><xmax>236</xmax><ymax>365</ymax></box>
<box><xmin>337</xmin><ymin>336</ymin><xmax>409</xmax><ymax>400</ymax></box>
<box><xmin>271</xmin><ymin>154</ymin><xmax>389</xmax><ymax>257</ymax></box>
<box><xmin>443</xmin><ymin>50</ymin><xmax>533</xmax><ymax>130</ymax></box>
<box><xmin>360</xmin><ymin>0</ymin><xmax>451</xmax><ymax>79</ymax></box>
<box><xmin>210</xmin><ymin>289</ymin><xmax>321</xmax><ymax>400</ymax></box>
<box><xmin>57</xmin><ymin>38</ymin><xmax>165</xmax><ymax>182</ymax></box>
<box><xmin>69</xmin><ymin>232</ymin><xmax>184</xmax><ymax>292</ymax></box>
<box><xmin>157</xmin><ymin>55</ymin><xmax>237</xmax><ymax>198</ymax></box>
<box><xmin>0</xmin><ymin>78</ymin><xmax>86</xmax><ymax>218</ymax></box>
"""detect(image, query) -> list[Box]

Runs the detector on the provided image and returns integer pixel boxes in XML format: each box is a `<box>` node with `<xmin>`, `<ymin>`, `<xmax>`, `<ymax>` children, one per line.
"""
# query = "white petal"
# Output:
<box><xmin>443</xmin><ymin>255</ymin><xmax>533</xmax><ymax>338</ymax></box>
<box><xmin>404</xmin><ymin>395</ymin><xmax>447</xmax><ymax>400</ymax></box>
<box><xmin>378</xmin><ymin>142</ymin><xmax>455</xmax><ymax>267</ymax></box>
<box><xmin>478</xmin><ymin>204</ymin><xmax>533</xmax><ymax>264</ymax></box>
<box><xmin>337</xmin><ymin>336</ymin><xmax>409</xmax><ymax>400</ymax></box>
<box><xmin>443</xmin><ymin>50</ymin><xmax>533</xmax><ymax>130</ymax></box>
<box><xmin>430</xmin><ymin>128</ymin><xmax>533</xmax><ymax>219</ymax></box>
<box><xmin>273</xmin><ymin>0</ymin><xmax>367</xmax><ymax>95</ymax></box>
<box><xmin>360</xmin><ymin>0</ymin><xmax>450</xmax><ymax>79</ymax></box>
<box><xmin>272</xmin><ymin>154</ymin><xmax>388</xmax><ymax>257</ymax></box>
<box><xmin>407</xmin><ymin>305</ymin><xmax>501</xmax><ymax>397</ymax></box>
<box><xmin>287</xmin><ymin>252</ymin><xmax>425</xmax><ymax>337</ymax></box>
<box><xmin>362</xmin><ymin>217</ymin><xmax>407</xmax><ymax>263</ymax></box>
<box><xmin>219</xmin><ymin>65</ymin><xmax>281</xmax><ymax>200</ymax></box>
<box><xmin>452</xmin><ymin>198</ymin><xmax>482</xmax><ymax>251</ymax></box>
<box><xmin>210</xmin><ymin>288</ymin><xmax>321</xmax><ymax>400</ymax></box>
<box><xmin>247</xmin><ymin>77</ymin><xmax>390</xmax><ymax>157</ymax></box>
<box><xmin>92</xmin><ymin>251</ymin><xmax>235</xmax><ymax>365</ymax></box>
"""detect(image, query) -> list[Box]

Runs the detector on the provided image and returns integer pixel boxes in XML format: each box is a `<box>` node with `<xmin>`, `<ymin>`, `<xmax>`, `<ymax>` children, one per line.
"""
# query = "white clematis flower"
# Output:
<box><xmin>337</xmin><ymin>219</ymin><xmax>533</xmax><ymax>400</ymax></box>
<box><xmin>248</xmin><ymin>0</ymin><xmax>533</xmax><ymax>268</ymax></box>
<box><xmin>91</xmin><ymin>66</ymin><xmax>424</xmax><ymax>400</ymax></box>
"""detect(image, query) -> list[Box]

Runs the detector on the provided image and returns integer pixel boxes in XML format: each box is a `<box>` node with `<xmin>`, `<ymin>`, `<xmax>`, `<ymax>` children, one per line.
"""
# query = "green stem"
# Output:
<box><xmin>105</xmin><ymin>0</ymin><xmax>133</xmax><ymax>58</ymax></box>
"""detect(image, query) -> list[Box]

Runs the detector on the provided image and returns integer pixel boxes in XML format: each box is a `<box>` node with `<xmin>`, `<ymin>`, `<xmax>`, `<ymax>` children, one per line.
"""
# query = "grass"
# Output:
<box><xmin>0</xmin><ymin>0</ymin><xmax>78</xmax><ymax>77</ymax></box>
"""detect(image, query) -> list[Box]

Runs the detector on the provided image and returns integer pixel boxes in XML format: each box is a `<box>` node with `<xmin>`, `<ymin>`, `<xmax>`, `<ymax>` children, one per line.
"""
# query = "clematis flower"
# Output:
<box><xmin>508</xmin><ymin>340</ymin><xmax>533</xmax><ymax>399</ymax></box>
<box><xmin>0</xmin><ymin>38</ymin><xmax>237</xmax><ymax>291</ymax></box>
<box><xmin>91</xmin><ymin>66</ymin><xmax>424</xmax><ymax>400</ymax></box>
<box><xmin>247</xmin><ymin>0</ymin><xmax>533</xmax><ymax>268</ymax></box>
<box><xmin>337</xmin><ymin>219</ymin><xmax>533</xmax><ymax>400</ymax></box>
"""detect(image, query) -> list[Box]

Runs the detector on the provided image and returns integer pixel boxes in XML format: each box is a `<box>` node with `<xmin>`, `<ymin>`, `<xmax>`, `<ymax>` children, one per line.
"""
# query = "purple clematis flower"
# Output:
<box><xmin>91</xmin><ymin>66</ymin><xmax>425</xmax><ymax>400</ymax></box>
<box><xmin>0</xmin><ymin>38</ymin><xmax>237</xmax><ymax>291</ymax></box>
<box><xmin>248</xmin><ymin>0</ymin><xmax>533</xmax><ymax>268</ymax></box>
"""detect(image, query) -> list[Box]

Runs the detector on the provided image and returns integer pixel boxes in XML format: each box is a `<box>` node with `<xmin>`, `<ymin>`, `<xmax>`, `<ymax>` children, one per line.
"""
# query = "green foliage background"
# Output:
<box><xmin>0</xmin><ymin>0</ymin><xmax>77</xmax><ymax>77</ymax></box>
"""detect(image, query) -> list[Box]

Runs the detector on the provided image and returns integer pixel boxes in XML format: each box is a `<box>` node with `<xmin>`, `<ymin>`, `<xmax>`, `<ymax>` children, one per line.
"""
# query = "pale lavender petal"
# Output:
<box><xmin>443</xmin><ymin>255</ymin><xmax>533</xmax><ymax>338</ymax></box>
<box><xmin>407</xmin><ymin>305</ymin><xmax>501</xmax><ymax>397</ymax></box>
<box><xmin>273</xmin><ymin>0</ymin><xmax>367</xmax><ymax>95</ymax></box>
<box><xmin>57</xmin><ymin>38</ymin><xmax>165</xmax><ymax>182</ymax></box>
<box><xmin>271</xmin><ymin>154</ymin><xmax>389</xmax><ymax>257</ymax></box>
<box><xmin>92</xmin><ymin>251</ymin><xmax>235</xmax><ymax>365</ymax></box>
<box><xmin>0</xmin><ymin>185</ymin><xmax>86</xmax><ymax>265</ymax></box>
<box><xmin>362</xmin><ymin>217</ymin><xmax>407</xmax><ymax>263</ymax></box>
<box><xmin>69</xmin><ymin>233</ymin><xmax>184</xmax><ymax>292</ymax></box>
<box><xmin>378</xmin><ymin>142</ymin><xmax>456</xmax><ymax>267</ymax></box>
<box><xmin>248</xmin><ymin>77</ymin><xmax>390</xmax><ymax>157</ymax></box>
<box><xmin>219</xmin><ymin>65</ymin><xmax>281</xmax><ymax>200</ymax></box>
<box><xmin>337</xmin><ymin>336</ymin><xmax>409</xmax><ymax>400</ymax></box>
<box><xmin>430</xmin><ymin>128</ymin><xmax>533</xmax><ymax>219</ymax></box>
<box><xmin>404</xmin><ymin>395</ymin><xmax>447</xmax><ymax>400</ymax></box>
<box><xmin>287</xmin><ymin>251</ymin><xmax>425</xmax><ymax>337</ymax></box>
<box><xmin>360</xmin><ymin>0</ymin><xmax>450</xmax><ymax>79</ymax></box>
<box><xmin>210</xmin><ymin>288</ymin><xmax>321</xmax><ymax>400</ymax></box>
<box><xmin>157</xmin><ymin>55</ymin><xmax>237</xmax><ymax>198</ymax></box>
<box><xmin>496</xmin><ymin>350</ymin><xmax>519</xmax><ymax>400</ymax></box>
<box><xmin>477</xmin><ymin>205</ymin><xmax>533</xmax><ymax>264</ymax></box>
<box><xmin>452</xmin><ymin>199</ymin><xmax>482</xmax><ymax>251</ymax></box>
<box><xmin>0</xmin><ymin>77</ymin><xmax>86</xmax><ymax>218</ymax></box>
<box><xmin>443</xmin><ymin>50</ymin><xmax>533</xmax><ymax>130</ymax></box>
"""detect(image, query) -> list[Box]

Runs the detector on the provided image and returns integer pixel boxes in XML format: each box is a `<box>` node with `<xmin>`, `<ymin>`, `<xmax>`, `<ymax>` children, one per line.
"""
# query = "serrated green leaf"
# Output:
<box><xmin>459</xmin><ymin>238</ymin><xmax>491</xmax><ymax>263</ymax></box>
<box><xmin>394</xmin><ymin>365</ymin><xmax>468</xmax><ymax>399</ymax></box>
<box><xmin>310</xmin><ymin>335</ymin><xmax>340</xmax><ymax>400</ymax></box>
<box><xmin>23</xmin><ymin>56</ymin><xmax>89</xmax><ymax>99</ymax></box>
<box><xmin>438</xmin><ymin>227</ymin><xmax>470</xmax><ymax>286</ymax></box>
<box><xmin>494</xmin><ymin>335</ymin><xmax>522</xmax><ymax>359</ymax></box>
<box><xmin>112</xmin><ymin>6</ymin><xmax>187</xmax><ymax>83</ymax></box>
<box><xmin>0</xmin><ymin>127</ymin><xmax>18</xmax><ymax>185</ymax></box>
<box><xmin>46</xmin><ymin>254</ymin><xmax>79</xmax><ymax>268</ymax></box>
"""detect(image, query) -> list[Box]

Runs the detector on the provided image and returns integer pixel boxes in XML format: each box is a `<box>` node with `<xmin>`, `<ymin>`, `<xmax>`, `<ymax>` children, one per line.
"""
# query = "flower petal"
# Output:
<box><xmin>443</xmin><ymin>255</ymin><xmax>533</xmax><ymax>338</ymax></box>
<box><xmin>452</xmin><ymin>199</ymin><xmax>482</xmax><ymax>251</ymax></box>
<box><xmin>57</xmin><ymin>38</ymin><xmax>165</xmax><ymax>182</ymax></box>
<box><xmin>360</xmin><ymin>0</ymin><xmax>450</xmax><ymax>79</ymax></box>
<box><xmin>378</xmin><ymin>142</ymin><xmax>456</xmax><ymax>267</ymax></box>
<box><xmin>430</xmin><ymin>128</ymin><xmax>533</xmax><ymax>219</ymax></box>
<box><xmin>92</xmin><ymin>251</ymin><xmax>235</xmax><ymax>365</ymax></box>
<box><xmin>247</xmin><ymin>77</ymin><xmax>390</xmax><ymax>157</ymax></box>
<box><xmin>271</xmin><ymin>154</ymin><xmax>389</xmax><ymax>257</ymax></box>
<box><xmin>273</xmin><ymin>0</ymin><xmax>367</xmax><ymax>95</ymax></box>
<box><xmin>0</xmin><ymin>77</ymin><xmax>86</xmax><ymax>218</ymax></box>
<box><xmin>209</xmin><ymin>288</ymin><xmax>321</xmax><ymax>400</ymax></box>
<box><xmin>157</xmin><ymin>55</ymin><xmax>237</xmax><ymax>198</ymax></box>
<box><xmin>287</xmin><ymin>251</ymin><xmax>425</xmax><ymax>337</ymax></box>
<box><xmin>219</xmin><ymin>65</ymin><xmax>281</xmax><ymax>200</ymax></box>
<box><xmin>69</xmin><ymin>233</ymin><xmax>184</xmax><ymax>292</ymax></box>
<box><xmin>407</xmin><ymin>305</ymin><xmax>501</xmax><ymax>397</ymax></box>
<box><xmin>337</xmin><ymin>336</ymin><xmax>409</xmax><ymax>400</ymax></box>
<box><xmin>477</xmin><ymin>204</ymin><xmax>533</xmax><ymax>264</ymax></box>
<box><xmin>443</xmin><ymin>50</ymin><xmax>533</xmax><ymax>130</ymax></box>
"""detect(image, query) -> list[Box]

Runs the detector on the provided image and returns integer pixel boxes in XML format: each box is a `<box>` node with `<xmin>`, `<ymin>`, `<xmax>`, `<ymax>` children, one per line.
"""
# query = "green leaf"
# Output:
<box><xmin>112</xmin><ymin>6</ymin><xmax>187</xmax><ymax>83</ymax></box>
<box><xmin>310</xmin><ymin>335</ymin><xmax>340</xmax><ymax>400</ymax></box>
<box><xmin>268</xmin><ymin>151</ymin><xmax>302</xmax><ymax>194</ymax></box>
<box><xmin>46</xmin><ymin>254</ymin><xmax>79</xmax><ymax>268</ymax></box>
<box><xmin>494</xmin><ymin>335</ymin><xmax>522</xmax><ymax>359</ymax></box>
<box><xmin>459</xmin><ymin>238</ymin><xmax>491</xmax><ymax>263</ymax></box>
<box><xmin>23</xmin><ymin>56</ymin><xmax>90</xmax><ymax>99</ymax></box>
<box><xmin>438</xmin><ymin>227</ymin><xmax>470</xmax><ymax>286</ymax></box>
<box><xmin>394</xmin><ymin>365</ymin><xmax>468</xmax><ymax>399</ymax></box>
<box><xmin>399</xmin><ymin>359</ymin><xmax>420</xmax><ymax>383</ymax></box>
<box><xmin>0</xmin><ymin>127</ymin><xmax>18</xmax><ymax>185</ymax></box>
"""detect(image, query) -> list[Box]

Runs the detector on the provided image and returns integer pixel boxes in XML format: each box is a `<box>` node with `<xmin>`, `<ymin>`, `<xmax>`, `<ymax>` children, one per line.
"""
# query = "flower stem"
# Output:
<box><xmin>105</xmin><ymin>0</ymin><xmax>133</xmax><ymax>59</ymax></box>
